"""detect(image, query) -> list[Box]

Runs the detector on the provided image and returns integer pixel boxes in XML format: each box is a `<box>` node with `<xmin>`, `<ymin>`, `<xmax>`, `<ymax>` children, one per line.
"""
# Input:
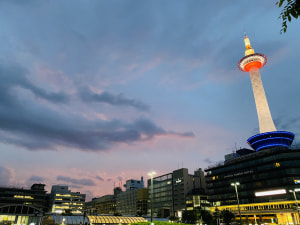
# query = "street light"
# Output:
<box><xmin>231</xmin><ymin>182</ymin><xmax>242</xmax><ymax>225</ymax></box>
<box><xmin>289</xmin><ymin>189</ymin><xmax>300</xmax><ymax>220</ymax></box>
<box><xmin>148</xmin><ymin>171</ymin><xmax>156</xmax><ymax>223</ymax></box>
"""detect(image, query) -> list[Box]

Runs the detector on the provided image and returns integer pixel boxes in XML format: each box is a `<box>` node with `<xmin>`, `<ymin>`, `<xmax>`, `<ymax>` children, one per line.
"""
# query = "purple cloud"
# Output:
<box><xmin>57</xmin><ymin>176</ymin><xmax>96</xmax><ymax>186</ymax></box>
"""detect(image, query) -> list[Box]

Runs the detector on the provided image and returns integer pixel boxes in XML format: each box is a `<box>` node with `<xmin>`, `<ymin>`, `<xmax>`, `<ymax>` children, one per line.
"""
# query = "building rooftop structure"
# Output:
<box><xmin>123</xmin><ymin>177</ymin><xmax>144</xmax><ymax>191</ymax></box>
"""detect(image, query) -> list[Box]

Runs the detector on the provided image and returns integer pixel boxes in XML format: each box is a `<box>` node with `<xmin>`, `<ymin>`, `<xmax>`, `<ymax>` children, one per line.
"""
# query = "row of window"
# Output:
<box><xmin>207</xmin><ymin>150</ymin><xmax>300</xmax><ymax>175</ymax></box>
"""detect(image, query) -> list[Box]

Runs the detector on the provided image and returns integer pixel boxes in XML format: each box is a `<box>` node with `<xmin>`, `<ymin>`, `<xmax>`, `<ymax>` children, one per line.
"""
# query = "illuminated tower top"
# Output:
<box><xmin>244</xmin><ymin>35</ymin><xmax>255</xmax><ymax>56</ymax></box>
<box><xmin>238</xmin><ymin>35</ymin><xmax>267</xmax><ymax>73</ymax></box>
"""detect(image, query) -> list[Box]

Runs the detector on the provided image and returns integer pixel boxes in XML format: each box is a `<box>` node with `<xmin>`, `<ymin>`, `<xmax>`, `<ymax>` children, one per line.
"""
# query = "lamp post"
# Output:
<box><xmin>148</xmin><ymin>171</ymin><xmax>156</xmax><ymax>223</ymax></box>
<box><xmin>231</xmin><ymin>182</ymin><xmax>242</xmax><ymax>225</ymax></box>
<box><xmin>289</xmin><ymin>189</ymin><xmax>300</xmax><ymax>221</ymax></box>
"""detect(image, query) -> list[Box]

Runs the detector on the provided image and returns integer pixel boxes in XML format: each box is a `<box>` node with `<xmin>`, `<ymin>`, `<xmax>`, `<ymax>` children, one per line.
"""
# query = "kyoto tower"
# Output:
<box><xmin>238</xmin><ymin>34</ymin><xmax>294</xmax><ymax>151</ymax></box>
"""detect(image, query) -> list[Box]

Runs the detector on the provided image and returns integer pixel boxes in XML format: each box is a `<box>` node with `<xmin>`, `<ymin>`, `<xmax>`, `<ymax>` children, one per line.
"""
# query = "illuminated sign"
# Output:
<box><xmin>176</xmin><ymin>179</ymin><xmax>182</xmax><ymax>184</ymax></box>
<box><xmin>294</xmin><ymin>180</ymin><xmax>300</xmax><ymax>184</ymax></box>
<box><xmin>255</xmin><ymin>189</ymin><xmax>286</xmax><ymax>197</ymax></box>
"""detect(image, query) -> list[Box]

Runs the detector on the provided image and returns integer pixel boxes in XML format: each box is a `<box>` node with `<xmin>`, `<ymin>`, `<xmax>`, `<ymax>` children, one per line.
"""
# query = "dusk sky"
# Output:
<box><xmin>0</xmin><ymin>0</ymin><xmax>299</xmax><ymax>201</ymax></box>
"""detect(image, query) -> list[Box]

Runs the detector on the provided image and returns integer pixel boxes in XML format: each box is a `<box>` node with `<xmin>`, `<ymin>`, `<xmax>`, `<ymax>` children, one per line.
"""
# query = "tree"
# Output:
<box><xmin>220</xmin><ymin>210</ymin><xmax>235</xmax><ymax>225</ymax></box>
<box><xmin>198</xmin><ymin>209</ymin><xmax>213</xmax><ymax>225</ymax></box>
<box><xmin>182</xmin><ymin>210</ymin><xmax>197</xmax><ymax>224</ymax></box>
<box><xmin>276</xmin><ymin>0</ymin><xmax>300</xmax><ymax>33</ymax></box>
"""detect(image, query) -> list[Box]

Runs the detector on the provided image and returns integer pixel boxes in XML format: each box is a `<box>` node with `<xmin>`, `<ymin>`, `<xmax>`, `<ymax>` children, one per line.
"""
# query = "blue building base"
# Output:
<box><xmin>247</xmin><ymin>131</ymin><xmax>295</xmax><ymax>151</ymax></box>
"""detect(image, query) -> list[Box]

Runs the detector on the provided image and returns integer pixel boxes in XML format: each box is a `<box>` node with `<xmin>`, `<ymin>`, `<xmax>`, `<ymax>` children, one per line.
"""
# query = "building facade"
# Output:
<box><xmin>94</xmin><ymin>194</ymin><xmax>116</xmax><ymax>215</ymax></box>
<box><xmin>116</xmin><ymin>188</ymin><xmax>148</xmax><ymax>216</ymax></box>
<box><xmin>205</xmin><ymin>147</ymin><xmax>300</xmax><ymax>224</ymax></box>
<box><xmin>50</xmin><ymin>185</ymin><xmax>85</xmax><ymax>215</ymax></box>
<box><xmin>0</xmin><ymin>183</ymin><xmax>47</xmax><ymax>212</ymax></box>
<box><xmin>148</xmin><ymin>168</ymin><xmax>207</xmax><ymax>218</ymax></box>
<box><xmin>0</xmin><ymin>184</ymin><xmax>47</xmax><ymax>225</ymax></box>
<box><xmin>91</xmin><ymin>185</ymin><xmax>147</xmax><ymax>216</ymax></box>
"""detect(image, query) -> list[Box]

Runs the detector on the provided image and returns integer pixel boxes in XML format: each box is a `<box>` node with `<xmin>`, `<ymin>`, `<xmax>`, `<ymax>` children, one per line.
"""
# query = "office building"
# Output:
<box><xmin>50</xmin><ymin>185</ymin><xmax>85</xmax><ymax>215</ymax></box>
<box><xmin>92</xmin><ymin>182</ymin><xmax>147</xmax><ymax>216</ymax></box>
<box><xmin>0</xmin><ymin>183</ymin><xmax>47</xmax><ymax>212</ymax></box>
<box><xmin>148</xmin><ymin>168</ymin><xmax>207</xmax><ymax>218</ymax></box>
<box><xmin>94</xmin><ymin>194</ymin><xmax>116</xmax><ymax>215</ymax></box>
<box><xmin>116</xmin><ymin>188</ymin><xmax>148</xmax><ymax>216</ymax></box>
<box><xmin>0</xmin><ymin>184</ymin><xmax>47</xmax><ymax>225</ymax></box>
<box><xmin>205</xmin><ymin>147</ymin><xmax>300</xmax><ymax>224</ymax></box>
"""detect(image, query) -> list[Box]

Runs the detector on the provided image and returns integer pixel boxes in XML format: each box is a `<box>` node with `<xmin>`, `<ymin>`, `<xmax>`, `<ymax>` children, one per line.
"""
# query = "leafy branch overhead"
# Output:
<box><xmin>276</xmin><ymin>0</ymin><xmax>300</xmax><ymax>33</ymax></box>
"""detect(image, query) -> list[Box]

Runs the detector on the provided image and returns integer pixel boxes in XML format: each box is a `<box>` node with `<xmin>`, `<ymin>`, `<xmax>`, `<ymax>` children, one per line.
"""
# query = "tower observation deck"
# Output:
<box><xmin>238</xmin><ymin>34</ymin><xmax>294</xmax><ymax>151</ymax></box>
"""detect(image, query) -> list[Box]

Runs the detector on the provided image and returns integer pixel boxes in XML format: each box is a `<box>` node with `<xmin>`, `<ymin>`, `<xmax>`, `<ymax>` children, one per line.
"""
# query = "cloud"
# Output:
<box><xmin>57</xmin><ymin>176</ymin><xmax>96</xmax><ymax>186</ymax></box>
<box><xmin>274</xmin><ymin>116</ymin><xmax>300</xmax><ymax>131</ymax></box>
<box><xmin>96</xmin><ymin>176</ymin><xmax>104</xmax><ymax>181</ymax></box>
<box><xmin>79</xmin><ymin>88</ymin><xmax>150</xmax><ymax>111</ymax></box>
<box><xmin>0</xmin><ymin>63</ymin><xmax>69</xmax><ymax>105</ymax></box>
<box><xmin>203</xmin><ymin>158</ymin><xmax>214</xmax><ymax>165</ymax></box>
<box><xmin>0</xmin><ymin>166</ymin><xmax>13</xmax><ymax>186</ymax></box>
<box><xmin>0</xmin><ymin>63</ymin><xmax>194</xmax><ymax>152</ymax></box>
<box><xmin>26</xmin><ymin>175</ymin><xmax>45</xmax><ymax>187</ymax></box>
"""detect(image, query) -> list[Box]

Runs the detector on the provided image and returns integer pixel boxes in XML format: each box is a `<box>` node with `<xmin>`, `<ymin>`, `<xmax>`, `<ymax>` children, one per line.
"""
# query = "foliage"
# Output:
<box><xmin>182</xmin><ymin>210</ymin><xmax>197</xmax><ymax>224</ymax></box>
<box><xmin>276</xmin><ymin>0</ymin><xmax>300</xmax><ymax>33</ymax></box>
<box><xmin>168</xmin><ymin>216</ymin><xmax>179</xmax><ymax>222</ymax></box>
<box><xmin>195</xmin><ymin>208</ymin><xmax>213</xmax><ymax>225</ymax></box>
<box><xmin>181</xmin><ymin>208</ymin><xmax>213</xmax><ymax>225</ymax></box>
<box><xmin>220</xmin><ymin>210</ymin><xmax>235</xmax><ymax>225</ymax></box>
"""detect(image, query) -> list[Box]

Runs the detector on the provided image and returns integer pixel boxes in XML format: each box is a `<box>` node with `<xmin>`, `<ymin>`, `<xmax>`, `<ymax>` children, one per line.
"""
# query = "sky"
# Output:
<box><xmin>0</xmin><ymin>0</ymin><xmax>299</xmax><ymax>201</ymax></box>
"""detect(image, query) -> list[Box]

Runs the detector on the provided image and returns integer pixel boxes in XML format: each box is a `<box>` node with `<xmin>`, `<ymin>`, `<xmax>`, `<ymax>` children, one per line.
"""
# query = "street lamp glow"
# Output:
<box><xmin>231</xmin><ymin>182</ymin><xmax>242</xmax><ymax>224</ymax></box>
<box><xmin>148</xmin><ymin>171</ymin><xmax>156</xmax><ymax>176</ymax></box>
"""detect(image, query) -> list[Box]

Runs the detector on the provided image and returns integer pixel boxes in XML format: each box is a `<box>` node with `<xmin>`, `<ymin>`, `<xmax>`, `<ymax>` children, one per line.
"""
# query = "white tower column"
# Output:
<box><xmin>249</xmin><ymin>68</ymin><xmax>276</xmax><ymax>133</ymax></box>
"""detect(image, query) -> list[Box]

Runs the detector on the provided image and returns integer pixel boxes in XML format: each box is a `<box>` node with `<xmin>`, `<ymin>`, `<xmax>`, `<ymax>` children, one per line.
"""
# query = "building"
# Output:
<box><xmin>116</xmin><ymin>188</ymin><xmax>148</xmax><ymax>216</ymax></box>
<box><xmin>0</xmin><ymin>184</ymin><xmax>47</xmax><ymax>225</ymax></box>
<box><xmin>93</xmin><ymin>194</ymin><xmax>116</xmax><ymax>215</ymax></box>
<box><xmin>91</xmin><ymin>182</ymin><xmax>148</xmax><ymax>216</ymax></box>
<box><xmin>0</xmin><ymin>183</ymin><xmax>47</xmax><ymax>211</ymax></box>
<box><xmin>50</xmin><ymin>185</ymin><xmax>85</xmax><ymax>215</ymax></box>
<box><xmin>148</xmin><ymin>168</ymin><xmax>207</xmax><ymax>218</ymax></box>
<box><xmin>123</xmin><ymin>177</ymin><xmax>144</xmax><ymax>191</ymax></box>
<box><xmin>205</xmin><ymin>147</ymin><xmax>300</xmax><ymax>224</ymax></box>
